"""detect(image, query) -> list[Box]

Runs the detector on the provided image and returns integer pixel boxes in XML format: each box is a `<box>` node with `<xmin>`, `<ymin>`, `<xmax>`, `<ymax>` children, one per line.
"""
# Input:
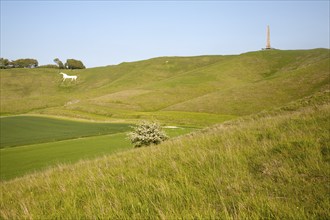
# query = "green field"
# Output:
<box><xmin>0</xmin><ymin>133</ymin><xmax>130</xmax><ymax>180</ymax></box>
<box><xmin>0</xmin><ymin>116</ymin><xmax>131</xmax><ymax>148</ymax></box>
<box><xmin>0</xmin><ymin>116</ymin><xmax>195</xmax><ymax>180</ymax></box>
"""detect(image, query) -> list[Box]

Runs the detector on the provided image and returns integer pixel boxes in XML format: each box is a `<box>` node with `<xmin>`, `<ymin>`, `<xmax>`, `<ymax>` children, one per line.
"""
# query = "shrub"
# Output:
<box><xmin>127</xmin><ymin>121</ymin><xmax>169</xmax><ymax>148</ymax></box>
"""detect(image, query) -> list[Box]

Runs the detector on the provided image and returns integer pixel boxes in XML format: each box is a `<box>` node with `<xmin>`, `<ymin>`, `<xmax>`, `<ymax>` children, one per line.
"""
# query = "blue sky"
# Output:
<box><xmin>1</xmin><ymin>1</ymin><xmax>329</xmax><ymax>67</ymax></box>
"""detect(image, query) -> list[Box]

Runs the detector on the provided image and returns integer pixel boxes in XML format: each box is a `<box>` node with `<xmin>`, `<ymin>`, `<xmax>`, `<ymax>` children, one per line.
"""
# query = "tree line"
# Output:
<box><xmin>0</xmin><ymin>58</ymin><xmax>85</xmax><ymax>69</ymax></box>
<box><xmin>0</xmin><ymin>58</ymin><xmax>38</xmax><ymax>69</ymax></box>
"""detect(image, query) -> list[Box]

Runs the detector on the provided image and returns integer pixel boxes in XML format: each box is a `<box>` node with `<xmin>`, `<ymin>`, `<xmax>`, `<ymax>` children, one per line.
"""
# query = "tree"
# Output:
<box><xmin>0</xmin><ymin>58</ymin><xmax>10</xmax><ymax>69</ymax></box>
<box><xmin>53</xmin><ymin>58</ymin><xmax>64</xmax><ymax>69</ymax></box>
<box><xmin>127</xmin><ymin>121</ymin><xmax>169</xmax><ymax>148</ymax></box>
<box><xmin>65</xmin><ymin>59</ymin><xmax>86</xmax><ymax>69</ymax></box>
<box><xmin>11</xmin><ymin>58</ymin><xmax>38</xmax><ymax>68</ymax></box>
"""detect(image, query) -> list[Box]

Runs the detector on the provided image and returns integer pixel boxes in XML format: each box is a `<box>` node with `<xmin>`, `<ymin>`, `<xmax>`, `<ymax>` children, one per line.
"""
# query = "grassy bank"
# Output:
<box><xmin>1</xmin><ymin>92</ymin><xmax>329</xmax><ymax>219</ymax></box>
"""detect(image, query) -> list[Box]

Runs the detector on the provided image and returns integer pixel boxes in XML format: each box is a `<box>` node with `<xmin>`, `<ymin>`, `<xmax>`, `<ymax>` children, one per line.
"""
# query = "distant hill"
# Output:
<box><xmin>1</xmin><ymin>48</ymin><xmax>329</xmax><ymax>125</ymax></box>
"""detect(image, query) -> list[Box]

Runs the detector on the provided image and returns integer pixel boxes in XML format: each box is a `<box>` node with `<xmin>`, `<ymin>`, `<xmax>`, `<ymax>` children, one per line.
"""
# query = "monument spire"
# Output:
<box><xmin>266</xmin><ymin>25</ymin><xmax>271</xmax><ymax>49</ymax></box>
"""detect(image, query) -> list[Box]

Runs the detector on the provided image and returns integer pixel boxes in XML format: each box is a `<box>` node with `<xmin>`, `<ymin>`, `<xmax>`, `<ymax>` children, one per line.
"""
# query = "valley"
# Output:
<box><xmin>0</xmin><ymin>49</ymin><xmax>329</xmax><ymax>219</ymax></box>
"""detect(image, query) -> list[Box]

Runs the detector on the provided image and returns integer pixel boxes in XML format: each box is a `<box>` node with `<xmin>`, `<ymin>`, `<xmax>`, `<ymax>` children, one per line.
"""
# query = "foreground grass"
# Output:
<box><xmin>1</xmin><ymin>94</ymin><xmax>329</xmax><ymax>219</ymax></box>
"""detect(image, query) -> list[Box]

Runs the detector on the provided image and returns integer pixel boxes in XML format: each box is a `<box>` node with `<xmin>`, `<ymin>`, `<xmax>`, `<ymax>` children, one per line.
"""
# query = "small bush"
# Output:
<box><xmin>127</xmin><ymin>121</ymin><xmax>169</xmax><ymax>148</ymax></box>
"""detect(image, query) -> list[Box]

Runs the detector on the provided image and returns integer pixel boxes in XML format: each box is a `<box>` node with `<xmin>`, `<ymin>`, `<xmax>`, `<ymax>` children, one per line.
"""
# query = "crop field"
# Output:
<box><xmin>0</xmin><ymin>133</ymin><xmax>130</xmax><ymax>180</ymax></box>
<box><xmin>0</xmin><ymin>116</ymin><xmax>195</xmax><ymax>180</ymax></box>
<box><xmin>0</xmin><ymin>115</ymin><xmax>132</xmax><ymax>148</ymax></box>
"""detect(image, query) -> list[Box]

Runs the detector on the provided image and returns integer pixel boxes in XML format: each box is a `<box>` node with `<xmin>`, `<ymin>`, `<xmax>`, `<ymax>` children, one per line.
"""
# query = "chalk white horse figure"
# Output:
<box><xmin>59</xmin><ymin>72</ymin><xmax>77</xmax><ymax>82</ymax></box>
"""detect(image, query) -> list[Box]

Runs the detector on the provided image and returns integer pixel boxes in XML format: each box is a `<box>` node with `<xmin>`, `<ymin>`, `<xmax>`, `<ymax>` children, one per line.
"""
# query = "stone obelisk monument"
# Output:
<box><xmin>265</xmin><ymin>25</ymin><xmax>271</xmax><ymax>49</ymax></box>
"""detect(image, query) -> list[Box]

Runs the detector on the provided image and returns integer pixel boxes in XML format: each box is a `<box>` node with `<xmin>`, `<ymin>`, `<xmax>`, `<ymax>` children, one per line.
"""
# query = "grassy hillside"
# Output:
<box><xmin>0</xmin><ymin>49</ymin><xmax>329</xmax><ymax>218</ymax></box>
<box><xmin>1</xmin><ymin>49</ymin><xmax>328</xmax><ymax>125</ymax></box>
<box><xmin>1</xmin><ymin>90</ymin><xmax>329</xmax><ymax>219</ymax></box>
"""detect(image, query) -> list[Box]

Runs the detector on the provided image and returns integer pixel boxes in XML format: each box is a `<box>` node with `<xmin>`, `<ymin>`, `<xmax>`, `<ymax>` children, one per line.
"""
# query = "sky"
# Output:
<box><xmin>1</xmin><ymin>1</ymin><xmax>329</xmax><ymax>68</ymax></box>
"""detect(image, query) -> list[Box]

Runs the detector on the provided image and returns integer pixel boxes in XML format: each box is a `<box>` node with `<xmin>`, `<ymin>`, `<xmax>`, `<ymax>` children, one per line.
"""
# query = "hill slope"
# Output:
<box><xmin>1</xmin><ymin>90</ymin><xmax>329</xmax><ymax>219</ymax></box>
<box><xmin>1</xmin><ymin>49</ymin><xmax>329</xmax><ymax>125</ymax></box>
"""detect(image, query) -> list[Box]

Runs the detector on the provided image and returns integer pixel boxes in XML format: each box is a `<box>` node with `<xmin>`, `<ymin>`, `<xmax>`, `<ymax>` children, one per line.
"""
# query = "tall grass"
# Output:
<box><xmin>1</xmin><ymin>93</ymin><xmax>329</xmax><ymax>219</ymax></box>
